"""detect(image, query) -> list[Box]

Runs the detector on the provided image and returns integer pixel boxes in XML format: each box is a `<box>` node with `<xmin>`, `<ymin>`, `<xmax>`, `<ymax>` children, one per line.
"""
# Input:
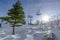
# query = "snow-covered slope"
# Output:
<box><xmin>0</xmin><ymin>25</ymin><xmax>48</xmax><ymax>40</ymax></box>
<box><xmin>50</xmin><ymin>28</ymin><xmax>60</xmax><ymax>40</ymax></box>
<box><xmin>1</xmin><ymin>24</ymin><xmax>60</xmax><ymax>40</ymax></box>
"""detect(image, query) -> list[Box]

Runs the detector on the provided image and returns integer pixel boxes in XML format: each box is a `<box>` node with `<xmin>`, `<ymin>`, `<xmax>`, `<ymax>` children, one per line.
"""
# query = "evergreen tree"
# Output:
<box><xmin>0</xmin><ymin>0</ymin><xmax>26</xmax><ymax>35</ymax></box>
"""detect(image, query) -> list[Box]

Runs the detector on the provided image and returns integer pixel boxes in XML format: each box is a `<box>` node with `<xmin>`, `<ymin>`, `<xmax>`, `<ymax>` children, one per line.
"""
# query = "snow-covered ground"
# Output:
<box><xmin>49</xmin><ymin>28</ymin><xmax>60</xmax><ymax>40</ymax></box>
<box><xmin>0</xmin><ymin>25</ymin><xmax>60</xmax><ymax>40</ymax></box>
<box><xmin>0</xmin><ymin>25</ymin><xmax>49</xmax><ymax>40</ymax></box>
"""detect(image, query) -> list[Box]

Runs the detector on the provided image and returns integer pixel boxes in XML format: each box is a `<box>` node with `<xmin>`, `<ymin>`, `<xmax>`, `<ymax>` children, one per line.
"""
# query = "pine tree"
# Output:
<box><xmin>0</xmin><ymin>0</ymin><xmax>26</xmax><ymax>35</ymax></box>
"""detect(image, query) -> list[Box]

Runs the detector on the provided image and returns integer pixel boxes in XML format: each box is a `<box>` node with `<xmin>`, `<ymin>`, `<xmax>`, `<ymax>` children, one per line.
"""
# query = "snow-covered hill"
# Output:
<box><xmin>0</xmin><ymin>23</ymin><xmax>60</xmax><ymax>40</ymax></box>
<box><xmin>0</xmin><ymin>25</ymin><xmax>49</xmax><ymax>40</ymax></box>
<box><xmin>49</xmin><ymin>28</ymin><xmax>60</xmax><ymax>40</ymax></box>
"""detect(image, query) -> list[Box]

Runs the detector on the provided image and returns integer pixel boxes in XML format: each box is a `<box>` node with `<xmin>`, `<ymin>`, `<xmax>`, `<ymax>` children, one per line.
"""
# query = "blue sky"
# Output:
<box><xmin>0</xmin><ymin>0</ymin><xmax>60</xmax><ymax>23</ymax></box>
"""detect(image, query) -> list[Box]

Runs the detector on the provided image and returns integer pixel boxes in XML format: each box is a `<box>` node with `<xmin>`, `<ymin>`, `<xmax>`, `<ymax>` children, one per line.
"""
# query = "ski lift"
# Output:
<box><xmin>28</xmin><ymin>15</ymin><xmax>33</xmax><ymax>25</ymax></box>
<box><xmin>28</xmin><ymin>15</ymin><xmax>33</xmax><ymax>18</ymax></box>
<box><xmin>36</xmin><ymin>9</ymin><xmax>41</xmax><ymax>16</ymax></box>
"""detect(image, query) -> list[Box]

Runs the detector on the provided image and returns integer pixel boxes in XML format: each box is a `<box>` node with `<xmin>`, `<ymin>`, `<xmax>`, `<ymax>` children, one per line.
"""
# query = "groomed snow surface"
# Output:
<box><xmin>0</xmin><ymin>25</ymin><xmax>60</xmax><ymax>40</ymax></box>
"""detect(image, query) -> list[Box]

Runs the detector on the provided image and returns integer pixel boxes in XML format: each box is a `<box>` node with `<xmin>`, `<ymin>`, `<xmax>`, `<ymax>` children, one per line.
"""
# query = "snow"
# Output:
<box><xmin>50</xmin><ymin>28</ymin><xmax>60</xmax><ymax>40</ymax></box>
<box><xmin>33</xmin><ymin>33</ymin><xmax>46</xmax><ymax>40</ymax></box>
<box><xmin>24</xmin><ymin>34</ymin><xmax>33</xmax><ymax>40</ymax></box>
<box><xmin>0</xmin><ymin>25</ymin><xmax>60</xmax><ymax>40</ymax></box>
<box><xmin>0</xmin><ymin>25</ymin><xmax>48</xmax><ymax>40</ymax></box>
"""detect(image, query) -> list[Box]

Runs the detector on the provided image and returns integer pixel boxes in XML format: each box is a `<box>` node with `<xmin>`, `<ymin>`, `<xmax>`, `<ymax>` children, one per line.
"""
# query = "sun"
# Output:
<box><xmin>41</xmin><ymin>14</ymin><xmax>51</xmax><ymax>23</ymax></box>
<box><xmin>32</xmin><ymin>14</ymin><xmax>51</xmax><ymax>24</ymax></box>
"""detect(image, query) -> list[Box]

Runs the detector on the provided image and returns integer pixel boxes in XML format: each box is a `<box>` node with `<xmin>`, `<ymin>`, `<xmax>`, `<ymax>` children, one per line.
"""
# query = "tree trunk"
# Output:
<box><xmin>12</xmin><ymin>19</ymin><xmax>16</xmax><ymax>35</ymax></box>
<box><xmin>12</xmin><ymin>25</ymin><xmax>15</xmax><ymax>35</ymax></box>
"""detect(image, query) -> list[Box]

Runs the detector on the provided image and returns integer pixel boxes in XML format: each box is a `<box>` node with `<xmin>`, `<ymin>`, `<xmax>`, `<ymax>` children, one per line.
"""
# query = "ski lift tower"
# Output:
<box><xmin>28</xmin><ymin>14</ymin><xmax>33</xmax><ymax>27</ymax></box>
<box><xmin>36</xmin><ymin>9</ymin><xmax>42</xmax><ymax>27</ymax></box>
